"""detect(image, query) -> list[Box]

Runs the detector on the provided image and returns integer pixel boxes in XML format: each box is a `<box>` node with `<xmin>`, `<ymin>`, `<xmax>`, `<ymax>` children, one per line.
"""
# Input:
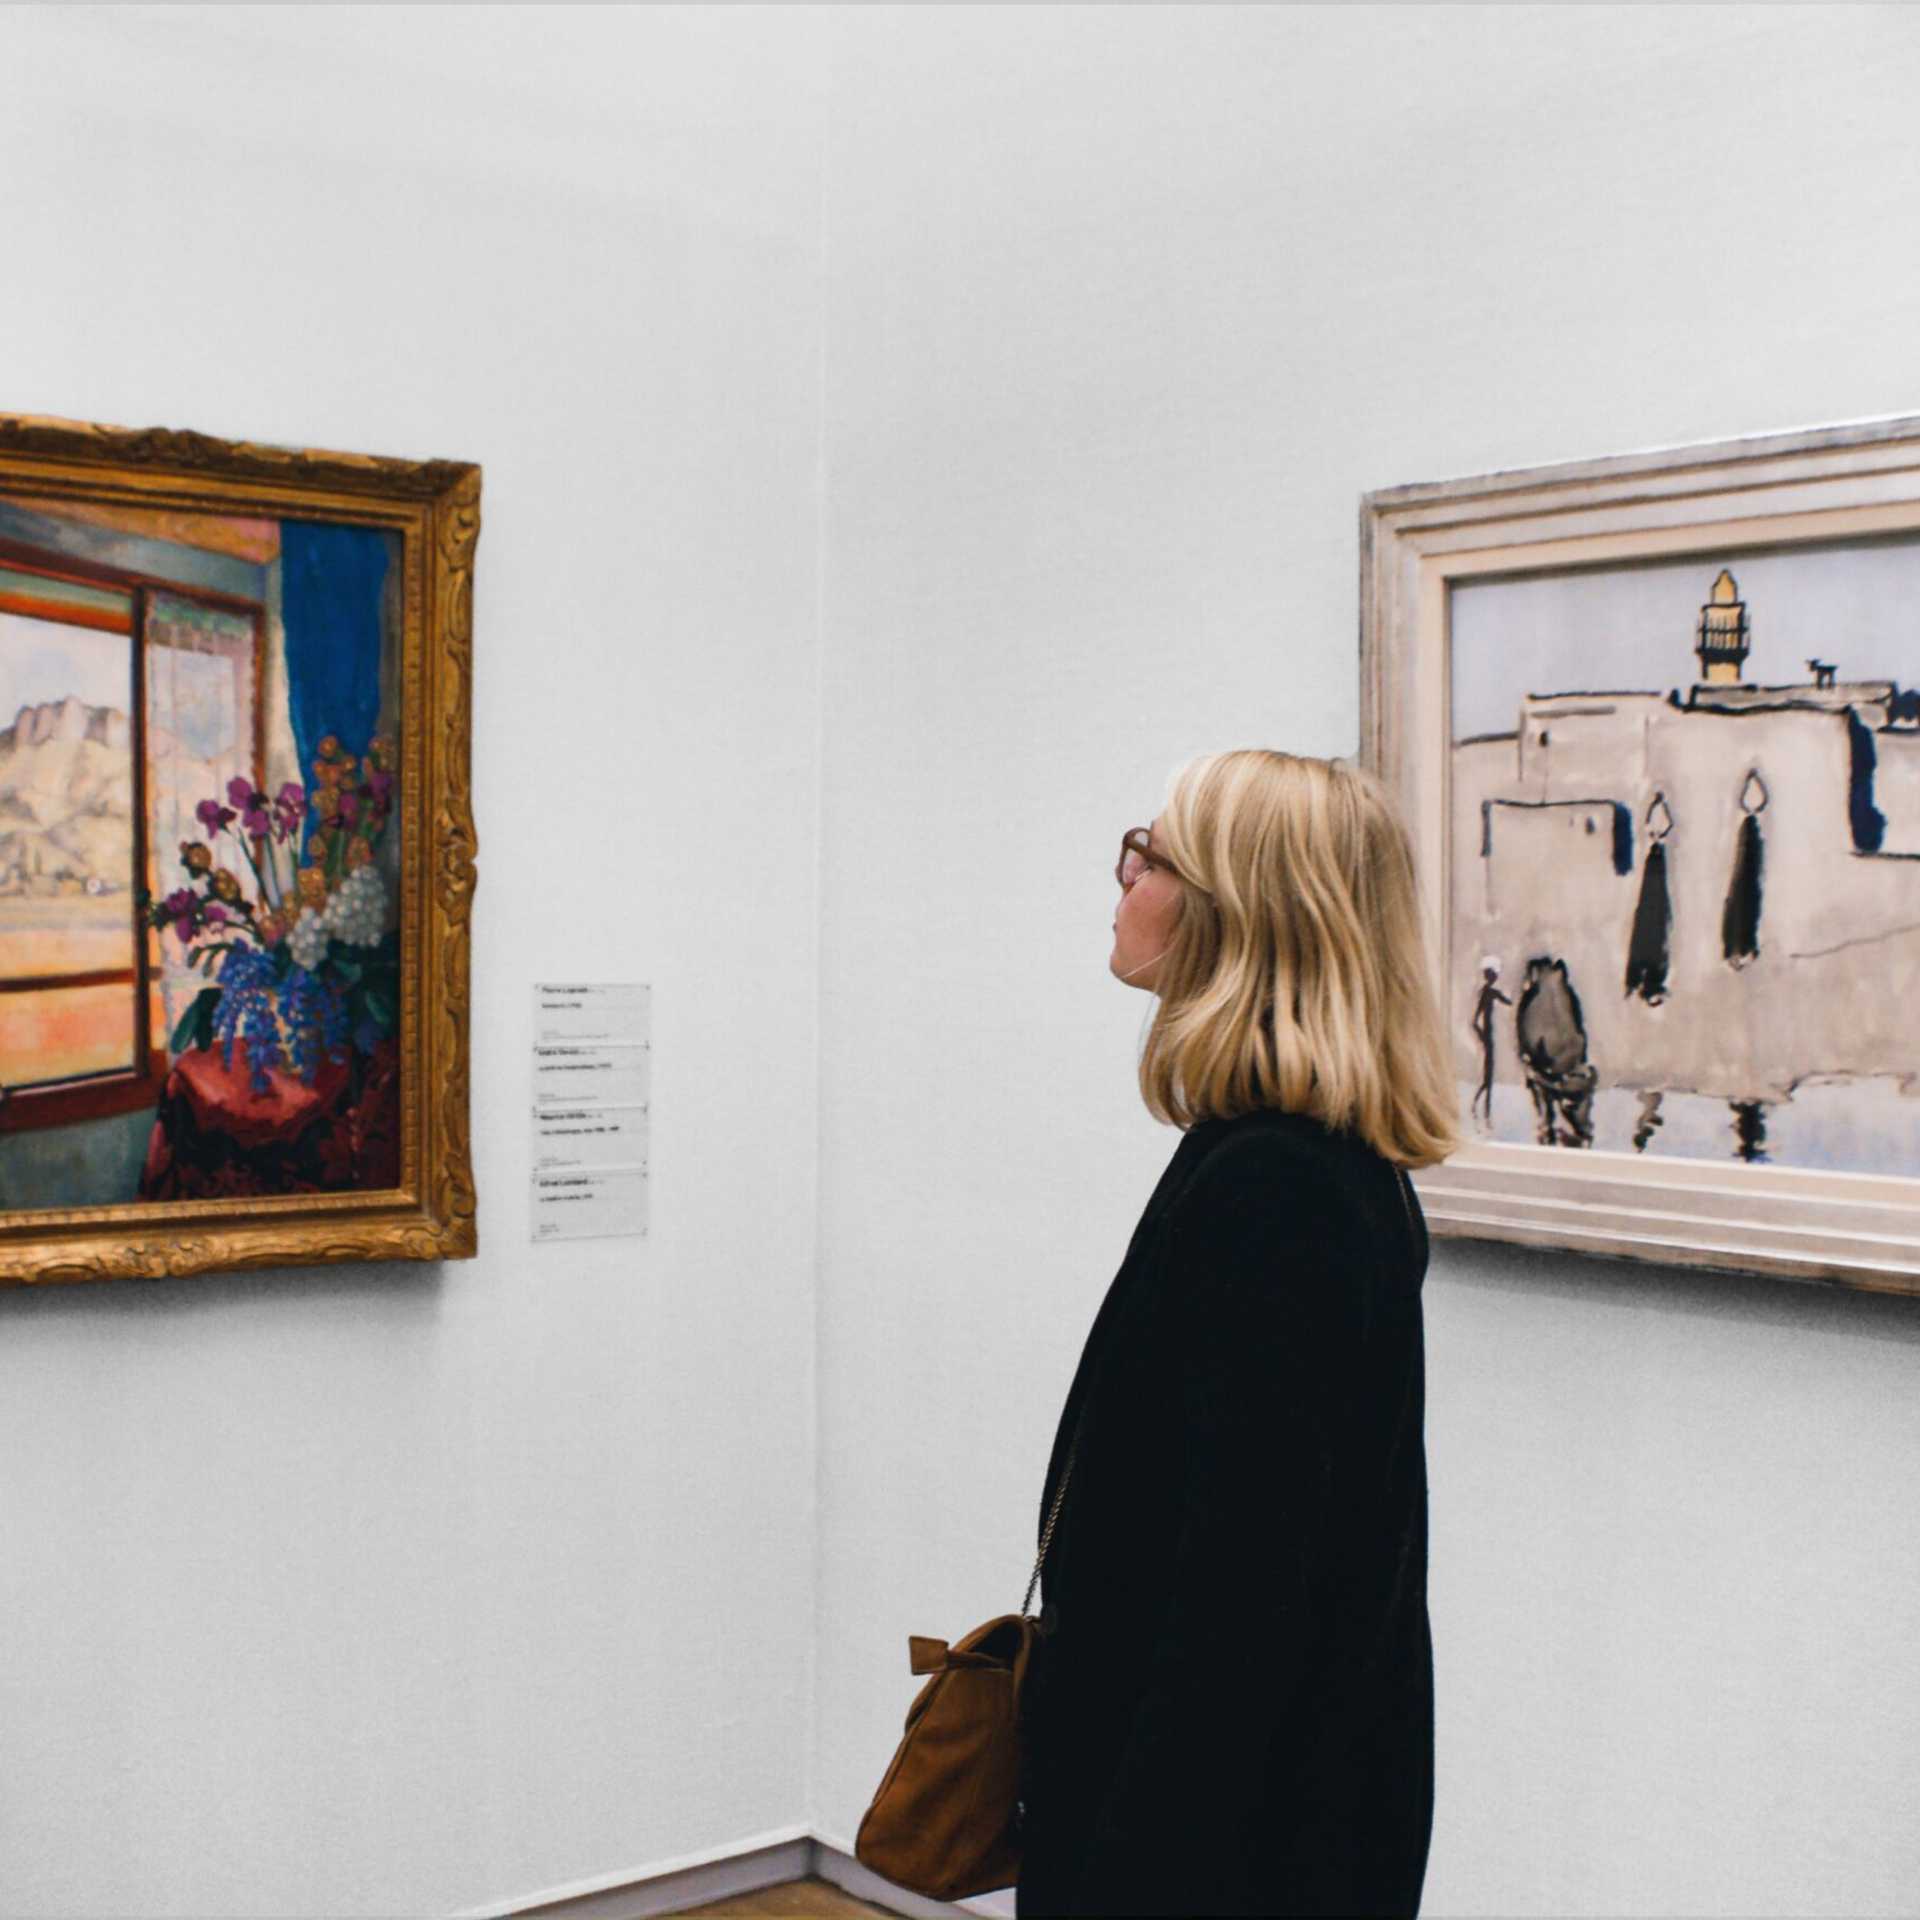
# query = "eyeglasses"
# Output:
<box><xmin>1116</xmin><ymin>826</ymin><xmax>1158</xmax><ymax>892</ymax></box>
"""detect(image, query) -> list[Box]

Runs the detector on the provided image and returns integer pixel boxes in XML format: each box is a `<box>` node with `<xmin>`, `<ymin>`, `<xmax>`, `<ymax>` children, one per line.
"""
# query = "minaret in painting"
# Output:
<box><xmin>1694</xmin><ymin>568</ymin><xmax>1751</xmax><ymax>684</ymax></box>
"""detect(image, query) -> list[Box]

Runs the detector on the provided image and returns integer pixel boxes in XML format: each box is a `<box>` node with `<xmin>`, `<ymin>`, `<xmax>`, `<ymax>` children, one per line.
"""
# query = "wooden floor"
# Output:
<box><xmin>673</xmin><ymin>1875</ymin><xmax>904</xmax><ymax>1917</ymax></box>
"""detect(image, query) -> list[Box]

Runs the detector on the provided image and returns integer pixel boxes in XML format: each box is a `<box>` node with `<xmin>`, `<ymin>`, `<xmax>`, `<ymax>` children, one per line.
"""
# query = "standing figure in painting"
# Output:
<box><xmin>1469</xmin><ymin>956</ymin><xmax>1511</xmax><ymax>1125</ymax></box>
<box><xmin>1515</xmin><ymin>956</ymin><xmax>1597</xmax><ymax>1148</ymax></box>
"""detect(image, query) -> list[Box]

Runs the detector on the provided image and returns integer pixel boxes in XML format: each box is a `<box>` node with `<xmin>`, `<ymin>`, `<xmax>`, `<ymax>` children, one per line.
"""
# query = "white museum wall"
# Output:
<box><xmin>0</xmin><ymin>10</ymin><xmax>827</xmax><ymax>1918</ymax></box>
<box><xmin>810</xmin><ymin>10</ymin><xmax>1920</xmax><ymax>1920</ymax></box>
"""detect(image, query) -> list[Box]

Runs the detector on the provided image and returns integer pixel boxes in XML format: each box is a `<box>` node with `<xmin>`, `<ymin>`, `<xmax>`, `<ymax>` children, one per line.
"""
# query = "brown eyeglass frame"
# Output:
<box><xmin>1116</xmin><ymin>826</ymin><xmax>1158</xmax><ymax>891</ymax></box>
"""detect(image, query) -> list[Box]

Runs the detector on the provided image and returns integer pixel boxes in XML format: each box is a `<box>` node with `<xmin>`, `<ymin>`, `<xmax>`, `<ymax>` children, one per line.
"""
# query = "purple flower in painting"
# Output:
<box><xmin>339</xmin><ymin>789</ymin><xmax>360</xmax><ymax>827</ymax></box>
<box><xmin>160</xmin><ymin>887</ymin><xmax>202</xmax><ymax>946</ymax></box>
<box><xmin>202</xmin><ymin>901</ymin><xmax>229</xmax><ymax>925</ymax></box>
<box><xmin>366</xmin><ymin>768</ymin><xmax>395</xmax><ymax>811</ymax></box>
<box><xmin>196</xmin><ymin>797</ymin><xmax>235</xmax><ymax>834</ymax></box>
<box><xmin>224</xmin><ymin>776</ymin><xmax>268</xmax><ymax>836</ymax></box>
<box><xmin>272</xmin><ymin>782</ymin><xmax>305</xmax><ymax>841</ymax></box>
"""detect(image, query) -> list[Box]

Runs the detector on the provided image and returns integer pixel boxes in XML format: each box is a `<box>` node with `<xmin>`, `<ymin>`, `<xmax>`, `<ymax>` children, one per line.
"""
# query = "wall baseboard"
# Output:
<box><xmin>809</xmin><ymin>1834</ymin><xmax>1015</xmax><ymax>1920</ymax></box>
<box><xmin>482</xmin><ymin>1831</ymin><xmax>1017</xmax><ymax>1920</ymax></box>
<box><xmin>465</xmin><ymin>1832</ymin><xmax>813</xmax><ymax>1919</ymax></box>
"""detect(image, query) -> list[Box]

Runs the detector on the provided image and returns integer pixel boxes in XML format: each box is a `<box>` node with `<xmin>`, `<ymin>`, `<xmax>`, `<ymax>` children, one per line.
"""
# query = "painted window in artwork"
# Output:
<box><xmin>0</xmin><ymin>584</ymin><xmax>140</xmax><ymax>1091</ymax></box>
<box><xmin>145</xmin><ymin>596</ymin><xmax>259</xmax><ymax>1051</ymax></box>
<box><xmin>0</xmin><ymin>566</ymin><xmax>262</xmax><ymax>1108</ymax></box>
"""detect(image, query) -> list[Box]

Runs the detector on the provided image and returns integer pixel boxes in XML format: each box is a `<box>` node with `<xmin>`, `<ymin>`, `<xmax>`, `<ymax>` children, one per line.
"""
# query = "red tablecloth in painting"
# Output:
<box><xmin>138</xmin><ymin>1040</ymin><xmax>400</xmax><ymax>1200</ymax></box>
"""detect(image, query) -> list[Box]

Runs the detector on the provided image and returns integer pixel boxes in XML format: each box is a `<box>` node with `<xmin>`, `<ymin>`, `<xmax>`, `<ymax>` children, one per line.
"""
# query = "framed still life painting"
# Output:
<box><xmin>1363</xmin><ymin>416</ymin><xmax>1920</xmax><ymax>1295</ymax></box>
<box><xmin>0</xmin><ymin>412</ymin><xmax>477</xmax><ymax>1285</ymax></box>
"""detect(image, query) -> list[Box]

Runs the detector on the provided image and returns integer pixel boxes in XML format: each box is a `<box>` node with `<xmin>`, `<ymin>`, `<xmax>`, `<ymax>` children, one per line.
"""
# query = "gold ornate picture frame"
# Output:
<box><xmin>1363</xmin><ymin>416</ymin><xmax>1920</xmax><ymax>1296</ymax></box>
<box><xmin>0</xmin><ymin>411</ymin><xmax>477</xmax><ymax>1284</ymax></box>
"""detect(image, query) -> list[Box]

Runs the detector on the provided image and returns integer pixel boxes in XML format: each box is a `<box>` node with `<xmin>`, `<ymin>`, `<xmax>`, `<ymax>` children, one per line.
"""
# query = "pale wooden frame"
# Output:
<box><xmin>0</xmin><ymin>411</ymin><xmax>478</xmax><ymax>1285</ymax></box>
<box><xmin>1361</xmin><ymin>415</ymin><xmax>1920</xmax><ymax>1296</ymax></box>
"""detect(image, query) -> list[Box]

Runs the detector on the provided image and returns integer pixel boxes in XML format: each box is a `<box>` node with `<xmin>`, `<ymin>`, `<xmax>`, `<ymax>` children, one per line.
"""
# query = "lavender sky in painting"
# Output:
<box><xmin>1449</xmin><ymin>535</ymin><xmax>1920</xmax><ymax>743</ymax></box>
<box><xmin>0</xmin><ymin>610</ymin><xmax>131</xmax><ymax>718</ymax></box>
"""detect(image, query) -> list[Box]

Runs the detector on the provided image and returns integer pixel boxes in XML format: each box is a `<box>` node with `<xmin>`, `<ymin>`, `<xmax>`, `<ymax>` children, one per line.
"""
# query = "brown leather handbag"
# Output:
<box><xmin>853</xmin><ymin>1419</ymin><xmax>1083</xmax><ymax>1900</ymax></box>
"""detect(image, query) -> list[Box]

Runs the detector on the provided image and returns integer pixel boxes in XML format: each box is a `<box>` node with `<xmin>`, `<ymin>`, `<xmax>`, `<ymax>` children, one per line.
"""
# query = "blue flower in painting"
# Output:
<box><xmin>282</xmin><ymin>966</ymin><xmax>350</xmax><ymax>1081</ymax></box>
<box><xmin>212</xmin><ymin>944</ymin><xmax>287</xmax><ymax>1094</ymax></box>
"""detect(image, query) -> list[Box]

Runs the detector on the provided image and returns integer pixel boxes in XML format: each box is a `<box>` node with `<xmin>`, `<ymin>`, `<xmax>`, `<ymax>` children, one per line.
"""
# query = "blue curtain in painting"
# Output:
<box><xmin>280</xmin><ymin>519</ymin><xmax>388</xmax><ymax>791</ymax></box>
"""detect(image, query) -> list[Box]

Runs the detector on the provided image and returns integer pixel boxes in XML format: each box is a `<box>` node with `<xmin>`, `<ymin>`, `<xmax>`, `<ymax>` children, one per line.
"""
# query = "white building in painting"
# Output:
<box><xmin>1452</xmin><ymin>569</ymin><xmax>1920</xmax><ymax>1150</ymax></box>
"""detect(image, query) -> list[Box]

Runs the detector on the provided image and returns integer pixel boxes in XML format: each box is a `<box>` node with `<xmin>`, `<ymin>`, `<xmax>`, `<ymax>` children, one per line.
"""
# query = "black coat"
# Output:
<box><xmin>1016</xmin><ymin>1106</ymin><xmax>1433</xmax><ymax>1918</ymax></box>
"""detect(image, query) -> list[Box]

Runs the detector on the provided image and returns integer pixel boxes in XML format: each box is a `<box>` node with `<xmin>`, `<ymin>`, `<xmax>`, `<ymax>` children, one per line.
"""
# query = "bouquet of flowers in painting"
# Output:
<box><xmin>149</xmin><ymin>739</ymin><xmax>398</xmax><ymax>1093</ymax></box>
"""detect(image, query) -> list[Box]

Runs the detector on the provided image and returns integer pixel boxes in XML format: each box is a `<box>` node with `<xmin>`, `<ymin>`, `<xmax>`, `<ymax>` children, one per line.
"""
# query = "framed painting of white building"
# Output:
<box><xmin>1362</xmin><ymin>417</ymin><xmax>1920</xmax><ymax>1294</ymax></box>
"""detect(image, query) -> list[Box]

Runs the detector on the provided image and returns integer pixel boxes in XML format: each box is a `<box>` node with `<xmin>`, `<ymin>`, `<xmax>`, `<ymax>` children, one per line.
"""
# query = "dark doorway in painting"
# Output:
<box><xmin>1721</xmin><ymin>771</ymin><xmax>1766</xmax><ymax>968</ymax></box>
<box><xmin>1625</xmin><ymin>794</ymin><xmax>1675</xmax><ymax>1005</ymax></box>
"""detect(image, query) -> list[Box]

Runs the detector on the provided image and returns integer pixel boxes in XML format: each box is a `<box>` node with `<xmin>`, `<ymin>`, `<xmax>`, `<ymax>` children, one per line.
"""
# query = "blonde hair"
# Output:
<box><xmin>1137</xmin><ymin>749</ymin><xmax>1461</xmax><ymax>1169</ymax></box>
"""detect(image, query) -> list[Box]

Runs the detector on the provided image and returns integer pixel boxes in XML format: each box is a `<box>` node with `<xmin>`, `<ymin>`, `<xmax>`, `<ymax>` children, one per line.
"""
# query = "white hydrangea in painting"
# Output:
<box><xmin>288</xmin><ymin>908</ymin><xmax>329</xmax><ymax>972</ymax></box>
<box><xmin>322</xmin><ymin>863</ymin><xmax>387</xmax><ymax>946</ymax></box>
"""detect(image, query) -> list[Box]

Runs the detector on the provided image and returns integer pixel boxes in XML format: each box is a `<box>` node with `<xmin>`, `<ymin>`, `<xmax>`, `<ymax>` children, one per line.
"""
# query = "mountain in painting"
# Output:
<box><xmin>0</xmin><ymin>696</ymin><xmax>134</xmax><ymax>897</ymax></box>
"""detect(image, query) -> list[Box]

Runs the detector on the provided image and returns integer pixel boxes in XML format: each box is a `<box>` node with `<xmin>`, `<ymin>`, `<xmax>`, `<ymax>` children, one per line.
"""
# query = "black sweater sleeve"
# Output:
<box><xmin>1064</xmin><ymin>1136</ymin><xmax>1351</xmax><ymax>1917</ymax></box>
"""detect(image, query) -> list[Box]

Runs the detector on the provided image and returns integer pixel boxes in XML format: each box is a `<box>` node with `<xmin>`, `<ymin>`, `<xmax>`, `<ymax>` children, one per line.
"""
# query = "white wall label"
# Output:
<box><xmin>530</xmin><ymin>983</ymin><xmax>650</xmax><ymax>1241</ymax></box>
<box><xmin>531</xmin><ymin>1044</ymin><xmax>651</xmax><ymax>1108</ymax></box>
<box><xmin>531</xmin><ymin>1166</ymin><xmax>649</xmax><ymax>1243</ymax></box>
<box><xmin>533</xmin><ymin>980</ymin><xmax>650</xmax><ymax>1044</ymax></box>
<box><xmin>533</xmin><ymin>1103</ymin><xmax>650</xmax><ymax>1169</ymax></box>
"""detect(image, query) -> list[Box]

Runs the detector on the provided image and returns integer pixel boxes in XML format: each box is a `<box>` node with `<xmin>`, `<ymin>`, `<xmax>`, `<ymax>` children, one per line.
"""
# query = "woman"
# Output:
<box><xmin>1015</xmin><ymin>749</ymin><xmax>1460</xmax><ymax>1918</ymax></box>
